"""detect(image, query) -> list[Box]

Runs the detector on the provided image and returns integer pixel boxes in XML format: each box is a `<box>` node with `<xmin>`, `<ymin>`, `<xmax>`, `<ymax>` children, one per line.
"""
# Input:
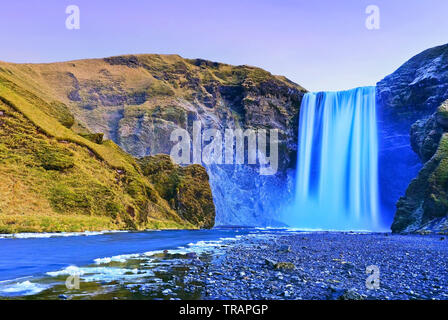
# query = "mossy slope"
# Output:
<box><xmin>139</xmin><ymin>154</ymin><xmax>215</xmax><ymax>229</ymax></box>
<box><xmin>0</xmin><ymin>75</ymin><xmax>215</xmax><ymax>233</ymax></box>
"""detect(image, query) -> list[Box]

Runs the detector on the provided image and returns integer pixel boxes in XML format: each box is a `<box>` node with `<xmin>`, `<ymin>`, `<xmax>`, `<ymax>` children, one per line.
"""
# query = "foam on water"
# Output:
<box><xmin>0</xmin><ymin>280</ymin><xmax>49</xmax><ymax>296</ymax></box>
<box><xmin>0</xmin><ymin>228</ymin><xmax>306</xmax><ymax>297</ymax></box>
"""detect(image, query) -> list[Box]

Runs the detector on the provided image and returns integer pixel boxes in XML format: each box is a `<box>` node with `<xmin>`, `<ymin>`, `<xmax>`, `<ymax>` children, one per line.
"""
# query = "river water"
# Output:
<box><xmin>0</xmin><ymin>227</ymin><xmax>302</xmax><ymax>299</ymax></box>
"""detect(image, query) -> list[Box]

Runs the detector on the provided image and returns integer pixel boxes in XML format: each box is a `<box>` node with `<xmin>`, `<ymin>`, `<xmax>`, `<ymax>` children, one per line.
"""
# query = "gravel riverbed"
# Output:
<box><xmin>195</xmin><ymin>232</ymin><xmax>448</xmax><ymax>300</ymax></box>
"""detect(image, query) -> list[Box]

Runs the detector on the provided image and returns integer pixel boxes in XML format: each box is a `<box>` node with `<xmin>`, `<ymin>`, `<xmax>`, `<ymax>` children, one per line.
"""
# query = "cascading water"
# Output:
<box><xmin>287</xmin><ymin>86</ymin><xmax>382</xmax><ymax>230</ymax></box>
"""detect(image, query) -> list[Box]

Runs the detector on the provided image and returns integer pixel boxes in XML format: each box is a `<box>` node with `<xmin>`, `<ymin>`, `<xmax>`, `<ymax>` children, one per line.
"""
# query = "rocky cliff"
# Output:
<box><xmin>377</xmin><ymin>43</ymin><xmax>448</xmax><ymax>122</ymax></box>
<box><xmin>0</xmin><ymin>68</ymin><xmax>215</xmax><ymax>233</ymax></box>
<box><xmin>0</xmin><ymin>55</ymin><xmax>306</xmax><ymax>226</ymax></box>
<box><xmin>377</xmin><ymin>43</ymin><xmax>448</xmax><ymax>233</ymax></box>
<box><xmin>391</xmin><ymin>101</ymin><xmax>448</xmax><ymax>233</ymax></box>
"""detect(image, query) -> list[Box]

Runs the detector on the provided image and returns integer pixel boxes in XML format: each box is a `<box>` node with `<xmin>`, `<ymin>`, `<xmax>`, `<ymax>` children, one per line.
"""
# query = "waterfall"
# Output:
<box><xmin>287</xmin><ymin>86</ymin><xmax>382</xmax><ymax>230</ymax></box>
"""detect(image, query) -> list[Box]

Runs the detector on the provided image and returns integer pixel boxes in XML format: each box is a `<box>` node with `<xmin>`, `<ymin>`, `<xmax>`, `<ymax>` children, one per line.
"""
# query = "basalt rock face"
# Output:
<box><xmin>378</xmin><ymin>43</ymin><xmax>448</xmax><ymax>233</ymax></box>
<box><xmin>410</xmin><ymin>114</ymin><xmax>443</xmax><ymax>163</ymax></box>
<box><xmin>0</xmin><ymin>55</ymin><xmax>306</xmax><ymax>226</ymax></box>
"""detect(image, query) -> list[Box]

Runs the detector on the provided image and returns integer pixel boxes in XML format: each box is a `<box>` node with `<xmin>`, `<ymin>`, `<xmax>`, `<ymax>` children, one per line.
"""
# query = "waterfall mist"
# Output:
<box><xmin>286</xmin><ymin>86</ymin><xmax>384</xmax><ymax>231</ymax></box>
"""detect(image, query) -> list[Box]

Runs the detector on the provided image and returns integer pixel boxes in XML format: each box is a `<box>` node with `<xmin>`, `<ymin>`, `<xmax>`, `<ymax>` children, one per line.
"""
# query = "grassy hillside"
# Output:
<box><xmin>0</xmin><ymin>71</ymin><xmax>216</xmax><ymax>233</ymax></box>
<box><xmin>0</xmin><ymin>54</ymin><xmax>302</xmax><ymax>231</ymax></box>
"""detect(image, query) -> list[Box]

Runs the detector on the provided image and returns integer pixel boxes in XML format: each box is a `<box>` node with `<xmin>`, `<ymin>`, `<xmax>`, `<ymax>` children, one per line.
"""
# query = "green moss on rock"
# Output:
<box><xmin>436</xmin><ymin>100</ymin><xmax>448</xmax><ymax>129</ymax></box>
<box><xmin>139</xmin><ymin>154</ymin><xmax>215</xmax><ymax>229</ymax></box>
<box><xmin>79</xmin><ymin>132</ymin><xmax>104</xmax><ymax>144</ymax></box>
<box><xmin>393</xmin><ymin>132</ymin><xmax>448</xmax><ymax>233</ymax></box>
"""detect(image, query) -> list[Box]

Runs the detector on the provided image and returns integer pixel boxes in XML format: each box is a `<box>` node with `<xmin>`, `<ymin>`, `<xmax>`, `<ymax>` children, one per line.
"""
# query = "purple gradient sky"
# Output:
<box><xmin>0</xmin><ymin>0</ymin><xmax>447</xmax><ymax>91</ymax></box>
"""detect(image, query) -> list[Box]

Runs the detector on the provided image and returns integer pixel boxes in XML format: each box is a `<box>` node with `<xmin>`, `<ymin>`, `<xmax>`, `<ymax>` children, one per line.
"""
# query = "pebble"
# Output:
<box><xmin>162</xmin><ymin>289</ymin><xmax>173</xmax><ymax>295</ymax></box>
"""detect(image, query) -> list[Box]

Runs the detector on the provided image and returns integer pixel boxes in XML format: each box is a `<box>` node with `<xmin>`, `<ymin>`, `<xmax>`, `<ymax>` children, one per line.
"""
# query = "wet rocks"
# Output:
<box><xmin>186</xmin><ymin>252</ymin><xmax>198</xmax><ymax>259</ymax></box>
<box><xmin>264</xmin><ymin>258</ymin><xmax>277</xmax><ymax>268</ymax></box>
<box><xmin>328</xmin><ymin>287</ymin><xmax>365</xmax><ymax>300</ymax></box>
<box><xmin>162</xmin><ymin>288</ymin><xmax>173</xmax><ymax>295</ymax></box>
<box><xmin>278</xmin><ymin>245</ymin><xmax>291</xmax><ymax>253</ymax></box>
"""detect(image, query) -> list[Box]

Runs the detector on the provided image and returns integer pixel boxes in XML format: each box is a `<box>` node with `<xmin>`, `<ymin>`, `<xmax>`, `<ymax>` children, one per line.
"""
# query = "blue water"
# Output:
<box><xmin>0</xmin><ymin>228</ymin><xmax>253</xmax><ymax>282</ymax></box>
<box><xmin>0</xmin><ymin>227</ymin><xmax>307</xmax><ymax>298</ymax></box>
<box><xmin>287</xmin><ymin>87</ymin><xmax>383</xmax><ymax>231</ymax></box>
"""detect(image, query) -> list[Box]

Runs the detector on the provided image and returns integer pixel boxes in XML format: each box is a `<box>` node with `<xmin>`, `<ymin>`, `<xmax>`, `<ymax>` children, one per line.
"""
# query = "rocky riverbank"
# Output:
<box><xmin>198</xmin><ymin>232</ymin><xmax>448</xmax><ymax>300</ymax></box>
<box><xmin>3</xmin><ymin>230</ymin><xmax>447</xmax><ymax>300</ymax></box>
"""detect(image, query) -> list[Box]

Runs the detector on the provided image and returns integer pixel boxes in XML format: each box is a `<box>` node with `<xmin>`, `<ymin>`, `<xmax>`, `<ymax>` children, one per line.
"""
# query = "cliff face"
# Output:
<box><xmin>0</xmin><ymin>55</ymin><xmax>305</xmax><ymax>226</ymax></box>
<box><xmin>377</xmin><ymin>43</ymin><xmax>448</xmax><ymax>122</ymax></box>
<box><xmin>377</xmin><ymin>44</ymin><xmax>448</xmax><ymax>233</ymax></box>
<box><xmin>392</xmin><ymin>101</ymin><xmax>448</xmax><ymax>233</ymax></box>
<box><xmin>0</xmin><ymin>66</ymin><xmax>215</xmax><ymax>233</ymax></box>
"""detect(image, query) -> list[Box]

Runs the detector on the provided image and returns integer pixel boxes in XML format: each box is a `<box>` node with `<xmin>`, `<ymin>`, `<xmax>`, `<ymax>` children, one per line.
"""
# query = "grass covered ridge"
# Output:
<box><xmin>0</xmin><ymin>76</ymin><xmax>214</xmax><ymax>233</ymax></box>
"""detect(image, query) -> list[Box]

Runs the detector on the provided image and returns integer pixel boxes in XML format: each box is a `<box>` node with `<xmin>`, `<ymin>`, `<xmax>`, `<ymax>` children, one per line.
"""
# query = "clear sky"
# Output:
<box><xmin>0</xmin><ymin>0</ymin><xmax>447</xmax><ymax>91</ymax></box>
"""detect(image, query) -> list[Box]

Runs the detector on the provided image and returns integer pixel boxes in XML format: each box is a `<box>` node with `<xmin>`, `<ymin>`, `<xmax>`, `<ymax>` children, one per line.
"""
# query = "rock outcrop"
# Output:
<box><xmin>376</xmin><ymin>44</ymin><xmax>448</xmax><ymax>229</ymax></box>
<box><xmin>377</xmin><ymin>43</ymin><xmax>448</xmax><ymax>122</ymax></box>
<box><xmin>139</xmin><ymin>154</ymin><xmax>215</xmax><ymax>229</ymax></box>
